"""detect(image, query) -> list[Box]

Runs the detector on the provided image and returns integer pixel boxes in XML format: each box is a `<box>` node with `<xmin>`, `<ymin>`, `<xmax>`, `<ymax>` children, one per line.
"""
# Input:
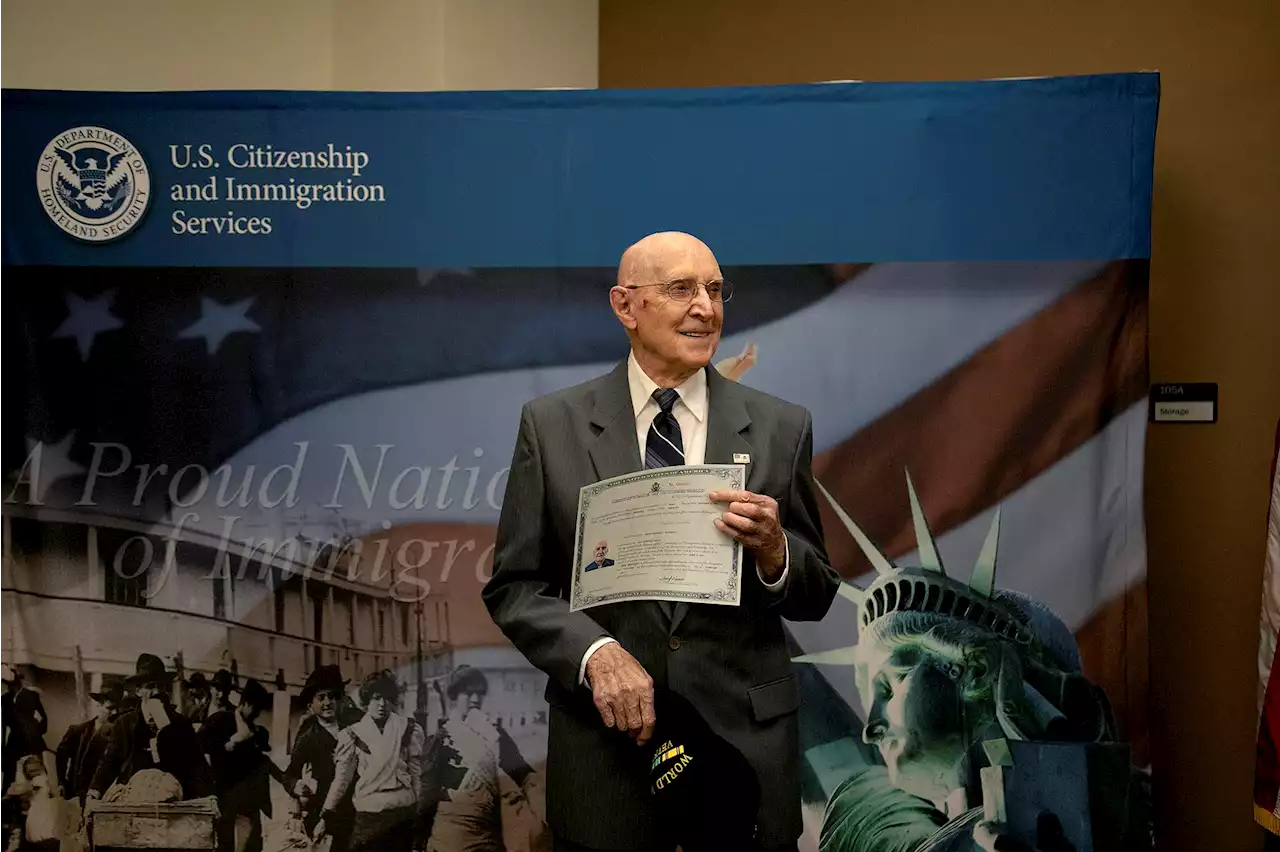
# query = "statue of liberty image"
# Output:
<box><xmin>799</xmin><ymin>474</ymin><xmax>1152</xmax><ymax>852</ymax></box>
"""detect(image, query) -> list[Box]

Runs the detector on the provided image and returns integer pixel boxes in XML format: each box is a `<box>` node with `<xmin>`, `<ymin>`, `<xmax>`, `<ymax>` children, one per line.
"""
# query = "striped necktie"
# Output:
<box><xmin>645</xmin><ymin>388</ymin><xmax>684</xmax><ymax>468</ymax></box>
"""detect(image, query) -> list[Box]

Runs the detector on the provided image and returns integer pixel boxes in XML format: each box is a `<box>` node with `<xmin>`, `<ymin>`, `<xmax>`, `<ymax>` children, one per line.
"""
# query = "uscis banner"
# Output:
<box><xmin>2</xmin><ymin>74</ymin><xmax>1158</xmax><ymax>852</ymax></box>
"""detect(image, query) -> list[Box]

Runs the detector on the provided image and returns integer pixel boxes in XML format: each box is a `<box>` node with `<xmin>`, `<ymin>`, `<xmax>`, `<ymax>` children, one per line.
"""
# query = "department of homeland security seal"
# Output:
<box><xmin>37</xmin><ymin>126</ymin><xmax>151</xmax><ymax>242</ymax></box>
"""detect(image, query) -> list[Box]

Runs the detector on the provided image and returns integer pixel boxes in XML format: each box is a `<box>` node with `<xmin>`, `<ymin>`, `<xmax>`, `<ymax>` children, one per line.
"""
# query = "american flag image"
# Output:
<box><xmin>2</xmin><ymin>257</ymin><xmax>1148</xmax><ymax>846</ymax></box>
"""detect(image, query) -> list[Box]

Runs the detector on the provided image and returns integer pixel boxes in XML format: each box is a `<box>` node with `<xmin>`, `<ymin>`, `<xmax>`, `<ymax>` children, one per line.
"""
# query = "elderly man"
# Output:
<box><xmin>482</xmin><ymin>231</ymin><xmax>839</xmax><ymax>851</ymax></box>
<box><xmin>583</xmin><ymin>541</ymin><xmax>614</xmax><ymax>573</ymax></box>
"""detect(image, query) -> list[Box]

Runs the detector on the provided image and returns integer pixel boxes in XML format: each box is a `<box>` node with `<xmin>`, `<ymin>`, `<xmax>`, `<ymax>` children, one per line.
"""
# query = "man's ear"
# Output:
<box><xmin>610</xmin><ymin>286</ymin><xmax>638</xmax><ymax>330</ymax></box>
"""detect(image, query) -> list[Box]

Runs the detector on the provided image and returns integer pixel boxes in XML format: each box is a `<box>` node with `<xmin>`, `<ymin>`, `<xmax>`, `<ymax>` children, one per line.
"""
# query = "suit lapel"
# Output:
<box><xmin>587</xmin><ymin>361</ymin><xmax>641</xmax><ymax>484</ymax></box>
<box><xmin>703</xmin><ymin>367</ymin><xmax>756</xmax><ymax>487</ymax></box>
<box><xmin>669</xmin><ymin>368</ymin><xmax>754</xmax><ymax>636</ymax></box>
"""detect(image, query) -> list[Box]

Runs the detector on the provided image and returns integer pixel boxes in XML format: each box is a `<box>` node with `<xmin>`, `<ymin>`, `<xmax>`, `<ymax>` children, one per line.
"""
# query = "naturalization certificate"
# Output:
<box><xmin>569</xmin><ymin>464</ymin><xmax>744</xmax><ymax>612</ymax></box>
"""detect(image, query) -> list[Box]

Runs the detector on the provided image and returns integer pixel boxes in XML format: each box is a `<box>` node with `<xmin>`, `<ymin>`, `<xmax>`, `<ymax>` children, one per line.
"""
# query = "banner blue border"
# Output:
<box><xmin>2</xmin><ymin>73</ymin><xmax>1158</xmax><ymax>267</ymax></box>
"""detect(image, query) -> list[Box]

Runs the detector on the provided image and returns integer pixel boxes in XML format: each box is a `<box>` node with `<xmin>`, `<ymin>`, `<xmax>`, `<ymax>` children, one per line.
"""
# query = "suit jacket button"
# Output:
<box><xmin>668</xmin><ymin>636</ymin><xmax>681</xmax><ymax>650</ymax></box>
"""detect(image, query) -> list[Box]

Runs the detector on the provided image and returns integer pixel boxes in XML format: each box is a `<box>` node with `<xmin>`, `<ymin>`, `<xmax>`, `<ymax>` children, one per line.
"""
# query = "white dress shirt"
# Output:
<box><xmin>628</xmin><ymin>350</ymin><xmax>710</xmax><ymax>471</ymax></box>
<box><xmin>578</xmin><ymin>352</ymin><xmax>789</xmax><ymax>685</ymax></box>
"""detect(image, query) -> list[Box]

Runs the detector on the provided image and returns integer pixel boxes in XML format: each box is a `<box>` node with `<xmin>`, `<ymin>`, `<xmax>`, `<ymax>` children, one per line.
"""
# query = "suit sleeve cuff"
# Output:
<box><xmin>579</xmin><ymin>637</ymin><xmax>618</xmax><ymax>686</ymax></box>
<box><xmin>757</xmin><ymin>539</ymin><xmax>790</xmax><ymax>590</ymax></box>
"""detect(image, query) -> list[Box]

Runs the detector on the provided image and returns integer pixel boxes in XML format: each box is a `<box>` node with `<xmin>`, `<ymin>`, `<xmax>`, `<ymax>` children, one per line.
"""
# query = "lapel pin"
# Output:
<box><xmin>733</xmin><ymin>453</ymin><xmax>751</xmax><ymax>464</ymax></box>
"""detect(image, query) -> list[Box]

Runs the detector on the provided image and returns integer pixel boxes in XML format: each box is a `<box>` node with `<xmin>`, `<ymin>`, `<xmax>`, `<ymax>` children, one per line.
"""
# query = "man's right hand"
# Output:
<box><xmin>584</xmin><ymin>643</ymin><xmax>655</xmax><ymax>745</ymax></box>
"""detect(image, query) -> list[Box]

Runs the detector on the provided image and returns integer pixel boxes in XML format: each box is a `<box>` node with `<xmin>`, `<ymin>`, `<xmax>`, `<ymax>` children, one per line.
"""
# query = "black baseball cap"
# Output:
<box><xmin>645</xmin><ymin>689</ymin><xmax>760</xmax><ymax>851</ymax></box>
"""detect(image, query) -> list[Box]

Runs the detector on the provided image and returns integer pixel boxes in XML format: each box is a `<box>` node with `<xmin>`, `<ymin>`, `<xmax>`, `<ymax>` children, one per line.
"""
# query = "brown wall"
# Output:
<box><xmin>601</xmin><ymin>2</ymin><xmax>1280</xmax><ymax>851</ymax></box>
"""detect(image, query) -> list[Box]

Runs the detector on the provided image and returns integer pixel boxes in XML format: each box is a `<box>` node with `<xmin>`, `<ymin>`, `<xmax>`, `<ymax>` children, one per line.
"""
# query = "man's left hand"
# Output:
<box><xmin>708</xmin><ymin>489</ymin><xmax>786</xmax><ymax>582</ymax></box>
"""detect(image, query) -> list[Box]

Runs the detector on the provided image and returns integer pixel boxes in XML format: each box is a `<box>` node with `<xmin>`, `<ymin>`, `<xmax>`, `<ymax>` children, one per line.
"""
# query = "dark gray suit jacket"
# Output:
<box><xmin>483</xmin><ymin>360</ymin><xmax>839</xmax><ymax>850</ymax></box>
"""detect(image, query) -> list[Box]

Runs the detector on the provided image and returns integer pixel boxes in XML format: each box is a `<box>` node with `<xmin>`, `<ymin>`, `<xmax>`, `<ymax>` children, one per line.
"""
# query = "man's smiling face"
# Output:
<box><xmin>614</xmin><ymin>232</ymin><xmax>724</xmax><ymax>382</ymax></box>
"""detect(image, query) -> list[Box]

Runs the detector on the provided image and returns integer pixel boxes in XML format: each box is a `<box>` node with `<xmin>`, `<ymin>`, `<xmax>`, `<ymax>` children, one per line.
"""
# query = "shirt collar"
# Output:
<box><xmin>627</xmin><ymin>351</ymin><xmax>707</xmax><ymax>423</ymax></box>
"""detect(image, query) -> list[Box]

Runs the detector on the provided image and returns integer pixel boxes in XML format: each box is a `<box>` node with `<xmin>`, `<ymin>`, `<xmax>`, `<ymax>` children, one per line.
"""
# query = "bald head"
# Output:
<box><xmin>610</xmin><ymin>231</ymin><xmax>724</xmax><ymax>387</ymax></box>
<box><xmin>617</xmin><ymin>231</ymin><xmax>717</xmax><ymax>288</ymax></box>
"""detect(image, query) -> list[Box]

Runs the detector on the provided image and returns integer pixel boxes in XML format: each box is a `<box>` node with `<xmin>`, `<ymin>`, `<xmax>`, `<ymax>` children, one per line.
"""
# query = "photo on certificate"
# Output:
<box><xmin>569</xmin><ymin>464</ymin><xmax>745</xmax><ymax>611</ymax></box>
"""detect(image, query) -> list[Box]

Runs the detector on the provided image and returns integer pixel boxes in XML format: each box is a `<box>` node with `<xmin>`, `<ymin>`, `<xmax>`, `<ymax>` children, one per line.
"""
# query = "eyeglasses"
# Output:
<box><xmin>625</xmin><ymin>278</ymin><xmax>734</xmax><ymax>303</ymax></box>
